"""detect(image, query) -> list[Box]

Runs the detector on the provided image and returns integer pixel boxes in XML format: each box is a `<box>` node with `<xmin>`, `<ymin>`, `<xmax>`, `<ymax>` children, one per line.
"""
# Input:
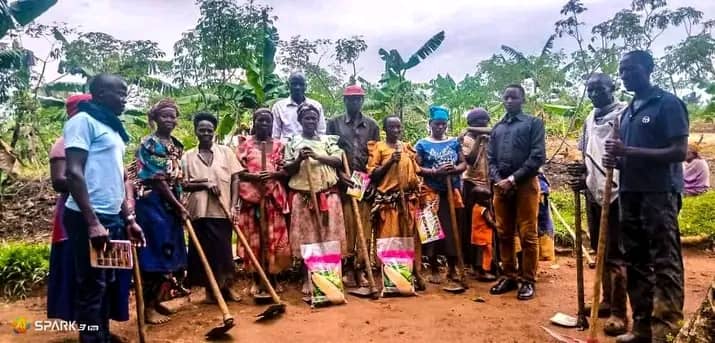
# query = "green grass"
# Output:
<box><xmin>0</xmin><ymin>242</ymin><xmax>50</xmax><ymax>300</ymax></box>
<box><xmin>550</xmin><ymin>189</ymin><xmax>715</xmax><ymax>246</ymax></box>
<box><xmin>549</xmin><ymin>190</ymin><xmax>583</xmax><ymax>248</ymax></box>
<box><xmin>679</xmin><ymin>191</ymin><xmax>715</xmax><ymax>238</ymax></box>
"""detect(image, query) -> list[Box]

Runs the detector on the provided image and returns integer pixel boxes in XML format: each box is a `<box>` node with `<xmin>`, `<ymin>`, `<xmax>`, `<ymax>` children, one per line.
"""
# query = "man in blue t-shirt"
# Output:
<box><xmin>604</xmin><ymin>50</ymin><xmax>689</xmax><ymax>343</ymax></box>
<box><xmin>64</xmin><ymin>74</ymin><xmax>145</xmax><ymax>342</ymax></box>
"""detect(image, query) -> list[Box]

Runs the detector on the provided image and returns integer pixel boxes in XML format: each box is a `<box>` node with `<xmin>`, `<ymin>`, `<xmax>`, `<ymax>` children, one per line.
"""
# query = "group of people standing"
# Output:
<box><xmin>45</xmin><ymin>49</ymin><xmax>689</xmax><ymax>343</ymax></box>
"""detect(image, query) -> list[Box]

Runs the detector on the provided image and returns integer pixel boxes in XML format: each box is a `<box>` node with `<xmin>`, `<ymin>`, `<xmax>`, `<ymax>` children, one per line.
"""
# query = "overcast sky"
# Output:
<box><xmin>20</xmin><ymin>0</ymin><xmax>715</xmax><ymax>83</ymax></box>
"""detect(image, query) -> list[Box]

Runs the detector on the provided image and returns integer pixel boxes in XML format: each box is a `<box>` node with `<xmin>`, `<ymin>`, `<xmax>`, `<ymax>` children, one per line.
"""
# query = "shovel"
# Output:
<box><xmin>443</xmin><ymin>176</ymin><xmax>467</xmax><ymax>294</ymax></box>
<box><xmin>131</xmin><ymin>245</ymin><xmax>147</xmax><ymax>343</ymax></box>
<box><xmin>184</xmin><ymin>219</ymin><xmax>235</xmax><ymax>337</ymax></box>
<box><xmin>255</xmin><ymin>141</ymin><xmax>274</xmax><ymax>302</ymax></box>
<box><xmin>574</xmin><ymin>189</ymin><xmax>589</xmax><ymax>330</ymax></box>
<box><xmin>341</xmin><ymin>155</ymin><xmax>379</xmax><ymax>299</ymax></box>
<box><xmin>395</xmin><ymin>142</ymin><xmax>425</xmax><ymax>291</ymax></box>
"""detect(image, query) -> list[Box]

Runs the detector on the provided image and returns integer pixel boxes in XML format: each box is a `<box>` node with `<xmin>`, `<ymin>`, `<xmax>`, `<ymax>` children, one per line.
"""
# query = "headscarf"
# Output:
<box><xmin>66</xmin><ymin>94</ymin><xmax>92</xmax><ymax>118</ymax></box>
<box><xmin>148</xmin><ymin>98</ymin><xmax>179</xmax><ymax>129</ymax></box>
<box><xmin>252</xmin><ymin>108</ymin><xmax>273</xmax><ymax>122</ymax></box>
<box><xmin>429</xmin><ymin>105</ymin><xmax>449</xmax><ymax>121</ymax></box>
<box><xmin>297</xmin><ymin>103</ymin><xmax>320</xmax><ymax>122</ymax></box>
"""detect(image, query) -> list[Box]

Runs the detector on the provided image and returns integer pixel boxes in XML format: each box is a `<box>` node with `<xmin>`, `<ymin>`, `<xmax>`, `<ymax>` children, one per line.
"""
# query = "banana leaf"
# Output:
<box><xmin>543</xmin><ymin>103</ymin><xmax>576</xmax><ymax>117</ymax></box>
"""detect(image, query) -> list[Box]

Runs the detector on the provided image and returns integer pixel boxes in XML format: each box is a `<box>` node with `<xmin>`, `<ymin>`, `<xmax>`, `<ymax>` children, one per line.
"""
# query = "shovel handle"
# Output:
<box><xmin>131</xmin><ymin>246</ymin><xmax>147</xmax><ymax>343</ymax></box>
<box><xmin>184</xmin><ymin>219</ymin><xmax>233</xmax><ymax>322</ymax></box>
<box><xmin>304</xmin><ymin>160</ymin><xmax>326</xmax><ymax>240</ymax></box>
<box><xmin>446</xmin><ymin>177</ymin><xmax>466</xmax><ymax>285</ymax></box>
<box><xmin>588</xmin><ymin>120</ymin><xmax>620</xmax><ymax>339</ymax></box>
<box><xmin>573</xmin><ymin>190</ymin><xmax>588</xmax><ymax>328</ymax></box>
<box><xmin>219</xmin><ymin>201</ymin><xmax>281</xmax><ymax>304</ymax></box>
<box><xmin>259</xmin><ymin>142</ymin><xmax>270</xmax><ymax>278</ymax></box>
<box><xmin>393</xmin><ymin>142</ymin><xmax>423</xmax><ymax>278</ymax></box>
<box><xmin>342</xmin><ymin>154</ymin><xmax>379</xmax><ymax>295</ymax></box>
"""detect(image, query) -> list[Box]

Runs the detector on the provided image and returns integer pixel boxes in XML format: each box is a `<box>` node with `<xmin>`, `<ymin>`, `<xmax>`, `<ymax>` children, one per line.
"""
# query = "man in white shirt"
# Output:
<box><xmin>271</xmin><ymin>72</ymin><xmax>325</xmax><ymax>140</ymax></box>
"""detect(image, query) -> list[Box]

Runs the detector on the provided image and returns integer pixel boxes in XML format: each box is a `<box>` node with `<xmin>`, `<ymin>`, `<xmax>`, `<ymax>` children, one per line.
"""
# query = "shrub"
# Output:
<box><xmin>549</xmin><ymin>189</ymin><xmax>584</xmax><ymax>248</ymax></box>
<box><xmin>550</xmin><ymin>189</ymin><xmax>715</xmax><ymax>247</ymax></box>
<box><xmin>0</xmin><ymin>242</ymin><xmax>50</xmax><ymax>300</ymax></box>
<box><xmin>679</xmin><ymin>191</ymin><xmax>715</xmax><ymax>238</ymax></box>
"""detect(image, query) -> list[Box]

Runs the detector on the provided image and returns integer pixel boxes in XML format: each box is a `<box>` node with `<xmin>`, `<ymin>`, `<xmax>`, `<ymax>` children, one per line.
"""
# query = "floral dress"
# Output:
<box><xmin>234</xmin><ymin>136</ymin><xmax>291</xmax><ymax>273</ymax></box>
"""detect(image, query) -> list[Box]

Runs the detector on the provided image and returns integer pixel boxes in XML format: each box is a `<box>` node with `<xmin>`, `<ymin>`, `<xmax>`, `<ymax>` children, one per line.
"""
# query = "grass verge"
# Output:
<box><xmin>0</xmin><ymin>242</ymin><xmax>50</xmax><ymax>300</ymax></box>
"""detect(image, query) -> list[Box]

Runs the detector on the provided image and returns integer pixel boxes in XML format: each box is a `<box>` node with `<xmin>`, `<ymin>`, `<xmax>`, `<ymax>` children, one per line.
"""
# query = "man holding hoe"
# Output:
<box><xmin>569</xmin><ymin>73</ymin><xmax>628</xmax><ymax>336</ymax></box>
<box><xmin>604</xmin><ymin>50</ymin><xmax>689</xmax><ymax>343</ymax></box>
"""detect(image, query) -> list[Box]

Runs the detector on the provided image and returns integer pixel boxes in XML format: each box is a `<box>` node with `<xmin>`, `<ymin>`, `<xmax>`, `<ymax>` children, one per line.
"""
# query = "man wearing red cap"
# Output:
<box><xmin>327</xmin><ymin>84</ymin><xmax>380</xmax><ymax>289</ymax></box>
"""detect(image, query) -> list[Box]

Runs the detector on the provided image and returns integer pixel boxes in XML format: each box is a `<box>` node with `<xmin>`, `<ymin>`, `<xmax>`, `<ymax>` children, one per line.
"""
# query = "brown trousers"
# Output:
<box><xmin>493</xmin><ymin>176</ymin><xmax>540</xmax><ymax>283</ymax></box>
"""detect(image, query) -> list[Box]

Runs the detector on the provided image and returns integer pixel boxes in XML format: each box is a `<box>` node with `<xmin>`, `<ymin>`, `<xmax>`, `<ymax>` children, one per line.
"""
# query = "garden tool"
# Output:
<box><xmin>254</xmin><ymin>141</ymin><xmax>273</xmax><ymax>302</ymax></box>
<box><xmin>218</xmin><ymin>200</ymin><xmax>286</xmax><ymax>321</ymax></box>
<box><xmin>304</xmin><ymin>159</ymin><xmax>345</xmax><ymax>304</ymax></box>
<box><xmin>131</xmin><ymin>246</ymin><xmax>147</xmax><ymax>343</ymax></box>
<box><xmin>443</xmin><ymin>176</ymin><xmax>467</xmax><ymax>294</ymax></box>
<box><xmin>550</xmin><ymin>201</ymin><xmax>595</xmax><ymax>268</ymax></box>
<box><xmin>184</xmin><ymin>219</ymin><xmax>235</xmax><ymax>337</ymax></box>
<box><xmin>587</xmin><ymin>119</ymin><xmax>620</xmax><ymax>343</ymax></box>
<box><xmin>341</xmin><ymin>154</ymin><xmax>379</xmax><ymax>299</ymax></box>
<box><xmin>395</xmin><ymin>141</ymin><xmax>426</xmax><ymax>291</ymax></box>
<box><xmin>574</xmin><ymin>188</ymin><xmax>589</xmax><ymax>330</ymax></box>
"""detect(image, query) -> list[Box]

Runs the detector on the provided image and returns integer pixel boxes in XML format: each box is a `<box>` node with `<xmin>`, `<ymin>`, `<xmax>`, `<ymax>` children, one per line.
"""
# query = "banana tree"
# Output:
<box><xmin>500</xmin><ymin>34</ymin><xmax>572</xmax><ymax>98</ymax></box>
<box><xmin>376</xmin><ymin>31</ymin><xmax>445</xmax><ymax>120</ymax></box>
<box><xmin>214</xmin><ymin>10</ymin><xmax>287</xmax><ymax>140</ymax></box>
<box><xmin>1</xmin><ymin>0</ymin><xmax>57</xmax><ymax>38</ymax></box>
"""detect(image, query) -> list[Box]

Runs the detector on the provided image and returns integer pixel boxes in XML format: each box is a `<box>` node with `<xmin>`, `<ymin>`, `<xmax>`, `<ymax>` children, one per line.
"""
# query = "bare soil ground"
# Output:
<box><xmin>1</xmin><ymin>250</ymin><xmax>713</xmax><ymax>343</ymax></box>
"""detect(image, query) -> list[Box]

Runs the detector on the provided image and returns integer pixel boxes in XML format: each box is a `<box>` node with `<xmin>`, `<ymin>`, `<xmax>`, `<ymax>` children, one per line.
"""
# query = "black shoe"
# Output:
<box><xmin>615</xmin><ymin>333</ymin><xmax>651</xmax><ymax>343</ymax></box>
<box><xmin>489</xmin><ymin>278</ymin><xmax>518</xmax><ymax>295</ymax></box>
<box><xmin>517</xmin><ymin>282</ymin><xmax>535</xmax><ymax>300</ymax></box>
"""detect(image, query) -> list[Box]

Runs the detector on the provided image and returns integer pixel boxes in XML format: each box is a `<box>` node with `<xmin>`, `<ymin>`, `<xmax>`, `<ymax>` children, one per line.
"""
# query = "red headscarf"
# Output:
<box><xmin>66</xmin><ymin>94</ymin><xmax>92</xmax><ymax>118</ymax></box>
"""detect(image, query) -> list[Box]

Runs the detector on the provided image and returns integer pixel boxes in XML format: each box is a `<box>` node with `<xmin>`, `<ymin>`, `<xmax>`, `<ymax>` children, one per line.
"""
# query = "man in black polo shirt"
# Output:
<box><xmin>604</xmin><ymin>50</ymin><xmax>689</xmax><ymax>343</ymax></box>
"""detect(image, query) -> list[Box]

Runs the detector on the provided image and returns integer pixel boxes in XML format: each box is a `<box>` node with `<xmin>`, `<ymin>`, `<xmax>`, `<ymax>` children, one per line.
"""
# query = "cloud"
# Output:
<box><xmin>17</xmin><ymin>0</ymin><xmax>715</xmax><ymax>84</ymax></box>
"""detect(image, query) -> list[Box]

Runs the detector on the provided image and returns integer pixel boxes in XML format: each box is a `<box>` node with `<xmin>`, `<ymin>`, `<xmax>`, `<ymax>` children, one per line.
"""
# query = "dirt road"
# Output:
<box><xmin>1</xmin><ymin>250</ymin><xmax>713</xmax><ymax>343</ymax></box>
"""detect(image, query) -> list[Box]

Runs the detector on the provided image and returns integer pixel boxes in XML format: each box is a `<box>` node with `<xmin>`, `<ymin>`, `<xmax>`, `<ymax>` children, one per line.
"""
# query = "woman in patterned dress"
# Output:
<box><xmin>235</xmin><ymin>108</ymin><xmax>291</xmax><ymax>297</ymax></box>
<box><xmin>127</xmin><ymin>99</ymin><xmax>188</xmax><ymax>324</ymax></box>
<box><xmin>283</xmin><ymin>103</ymin><xmax>347</xmax><ymax>295</ymax></box>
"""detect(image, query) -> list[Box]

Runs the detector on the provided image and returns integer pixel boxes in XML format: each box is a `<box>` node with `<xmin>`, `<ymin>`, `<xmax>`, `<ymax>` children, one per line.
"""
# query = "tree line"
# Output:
<box><xmin>1</xmin><ymin>0</ymin><xmax>714</xmax><ymax>171</ymax></box>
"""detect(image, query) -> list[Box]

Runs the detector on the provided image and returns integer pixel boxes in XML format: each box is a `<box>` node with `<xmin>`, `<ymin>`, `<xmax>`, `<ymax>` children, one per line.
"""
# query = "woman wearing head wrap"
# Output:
<box><xmin>47</xmin><ymin>94</ymin><xmax>92</xmax><ymax>322</ymax></box>
<box><xmin>126</xmin><ymin>99</ymin><xmax>188</xmax><ymax>324</ymax></box>
<box><xmin>367</xmin><ymin>114</ymin><xmax>426</xmax><ymax>290</ymax></box>
<box><xmin>414</xmin><ymin>105</ymin><xmax>467</xmax><ymax>289</ymax></box>
<box><xmin>283</xmin><ymin>103</ymin><xmax>347</xmax><ymax>295</ymax></box>
<box><xmin>235</xmin><ymin>108</ymin><xmax>291</xmax><ymax>298</ymax></box>
<box><xmin>684</xmin><ymin>144</ymin><xmax>710</xmax><ymax>196</ymax></box>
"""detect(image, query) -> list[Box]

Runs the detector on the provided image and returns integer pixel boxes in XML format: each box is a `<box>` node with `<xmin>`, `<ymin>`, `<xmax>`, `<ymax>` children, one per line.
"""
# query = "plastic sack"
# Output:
<box><xmin>377</xmin><ymin>237</ymin><xmax>416</xmax><ymax>296</ymax></box>
<box><xmin>416</xmin><ymin>199</ymin><xmax>445</xmax><ymax>244</ymax></box>
<box><xmin>301</xmin><ymin>240</ymin><xmax>346</xmax><ymax>306</ymax></box>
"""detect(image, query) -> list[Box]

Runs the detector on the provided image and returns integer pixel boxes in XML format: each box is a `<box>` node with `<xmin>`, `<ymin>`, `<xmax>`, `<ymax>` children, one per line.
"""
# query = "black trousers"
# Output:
<box><xmin>619</xmin><ymin>192</ymin><xmax>684</xmax><ymax>341</ymax></box>
<box><xmin>585</xmin><ymin>192</ymin><xmax>627</xmax><ymax>318</ymax></box>
<box><xmin>64</xmin><ymin>209</ymin><xmax>127</xmax><ymax>343</ymax></box>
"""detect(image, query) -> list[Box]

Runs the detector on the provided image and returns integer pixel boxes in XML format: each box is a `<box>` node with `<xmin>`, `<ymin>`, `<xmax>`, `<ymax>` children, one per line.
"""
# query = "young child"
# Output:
<box><xmin>470</xmin><ymin>201</ymin><xmax>497</xmax><ymax>281</ymax></box>
<box><xmin>537</xmin><ymin>171</ymin><xmax>555</xmax><ymax>262</ymax></box>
